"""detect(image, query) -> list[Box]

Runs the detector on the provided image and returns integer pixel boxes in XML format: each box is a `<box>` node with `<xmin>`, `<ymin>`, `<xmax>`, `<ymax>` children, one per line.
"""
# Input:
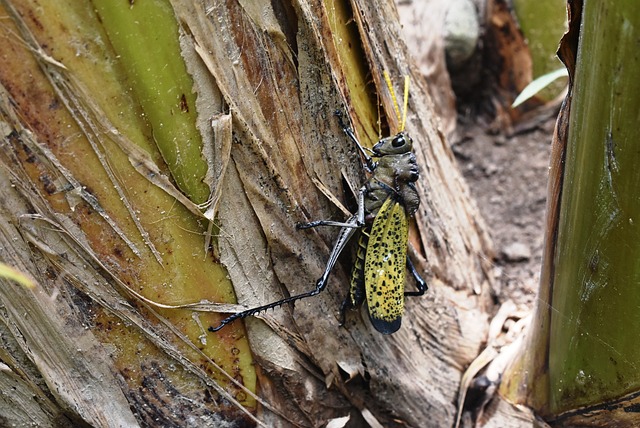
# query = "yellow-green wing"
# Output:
<box><xmin>364</xmin><ymin>197</ymin><xmax>408</xmax><ymax>334</ymax></box>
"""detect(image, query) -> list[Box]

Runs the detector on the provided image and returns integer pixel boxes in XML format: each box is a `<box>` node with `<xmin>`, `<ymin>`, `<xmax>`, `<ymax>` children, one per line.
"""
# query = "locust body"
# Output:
<box><xmin>209</xmin><ymin>76</ymin><xmax>427</xmax><ymax>334</ymax></box>
<box><xmin>339</xmin><ymin>131</ymin><xmax>425</xmax><ymax>333</ymax></box>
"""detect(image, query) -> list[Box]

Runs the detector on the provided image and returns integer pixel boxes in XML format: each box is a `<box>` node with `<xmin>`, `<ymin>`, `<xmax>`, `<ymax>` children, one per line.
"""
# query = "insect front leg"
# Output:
<box><xmin>404</xmin><ymin>256</ymin><xmax>428</xmax><ymax>297</ymax></box>
<box><xmin>334</xmin><ymin>110</ymin><xmax>376</xmax><ymax>172</ymax></box>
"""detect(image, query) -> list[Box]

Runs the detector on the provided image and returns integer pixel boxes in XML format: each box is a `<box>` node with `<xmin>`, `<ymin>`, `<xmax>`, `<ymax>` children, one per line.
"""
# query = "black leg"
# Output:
<box><xmin>404</xmin><ymin>256</ymin><xmax>428</xmax><ymax>296</ymax></box>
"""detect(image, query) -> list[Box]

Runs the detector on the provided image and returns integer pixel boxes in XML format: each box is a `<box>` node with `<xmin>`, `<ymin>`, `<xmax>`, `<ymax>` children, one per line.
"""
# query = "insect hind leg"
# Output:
<box><xmin>296</xmin><ymin>219</ymin><xmax>359</xmax><ymax>229</ymax></box>
<box><xmin>209</xmin><ymin>277</ymin><xmax>329</xmax><ymax>332</ymax></box>
<box><xmin>211</xmin><ymin>217</ymin><xmax>360</xmax><ymax>332</ymax></box>
<box><xmin>404</xmin><ymin>256</ymin><xmax>428</xmax><ymax>296</ymax></box>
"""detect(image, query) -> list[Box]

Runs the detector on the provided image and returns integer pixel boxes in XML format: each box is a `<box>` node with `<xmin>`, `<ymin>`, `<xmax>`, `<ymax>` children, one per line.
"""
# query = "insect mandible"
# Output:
<box><xmin>209</xmin><ymin>72</ymin><xmax>427</xmax><ymax>334</ymax></box>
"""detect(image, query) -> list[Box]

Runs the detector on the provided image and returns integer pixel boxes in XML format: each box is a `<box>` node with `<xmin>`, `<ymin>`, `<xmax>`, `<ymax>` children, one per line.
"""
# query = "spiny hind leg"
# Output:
<box><xmin>209</xmin><ymin>276</ymin><xmax>329</xmax><ymax>332</ymax></box>
<box><xmin>210</xmin><ymin>219</ymin><xmax>361</xmax><ymax>332</ymax></box>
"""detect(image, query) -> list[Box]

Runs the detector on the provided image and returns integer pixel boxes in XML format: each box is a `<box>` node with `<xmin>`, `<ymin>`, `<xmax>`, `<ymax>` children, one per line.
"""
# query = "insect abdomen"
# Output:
<box><xmin>348</xmin><ymin>228</ymin><xmax>369</xmax><ymax>308</ymax></box>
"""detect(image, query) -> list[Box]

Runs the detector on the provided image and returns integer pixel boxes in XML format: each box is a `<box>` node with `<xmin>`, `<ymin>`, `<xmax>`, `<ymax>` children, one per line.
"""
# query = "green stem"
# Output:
<box><xmin>93</xmin><ymin>0</ymin><xmax>209</xmax><ymax>204</ymax></box>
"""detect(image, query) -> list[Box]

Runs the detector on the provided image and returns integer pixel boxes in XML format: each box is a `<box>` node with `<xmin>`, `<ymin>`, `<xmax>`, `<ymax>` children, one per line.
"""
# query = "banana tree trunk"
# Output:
<box><xmin>500</xmin><ymin>1</ymin><xmax>640</xmax><ymax>426</ymax></box>
<box><xmin>0</xmin><ymin>0</ymin><xmax>494</xmax><ymax>426</ymax></box>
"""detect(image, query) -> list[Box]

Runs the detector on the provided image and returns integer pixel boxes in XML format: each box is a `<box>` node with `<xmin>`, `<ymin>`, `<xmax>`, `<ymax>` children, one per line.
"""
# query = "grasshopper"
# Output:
<box><xmin>210</xmin><ymin>73</ymin><xmax>427</xmax><ymax>334</ymax></box>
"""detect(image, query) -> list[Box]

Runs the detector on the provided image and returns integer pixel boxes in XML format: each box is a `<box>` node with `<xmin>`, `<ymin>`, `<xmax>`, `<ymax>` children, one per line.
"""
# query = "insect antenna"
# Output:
<box><xmin>383</xmin><ymin>71</ymin><xmax>410</xmax><ymax>132</ymax></box>
<box><xmin>401</xmin><ymin>76</ymin><xmax>409</xmax><ymax>132</ymax></box>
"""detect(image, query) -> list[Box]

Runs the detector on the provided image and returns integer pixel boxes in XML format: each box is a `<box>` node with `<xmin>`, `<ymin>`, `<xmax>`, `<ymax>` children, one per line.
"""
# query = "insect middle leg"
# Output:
<box><xmin>297</xmin><ymin>184</ymin><xmax>367</xmax><ymax>231</ymax></box>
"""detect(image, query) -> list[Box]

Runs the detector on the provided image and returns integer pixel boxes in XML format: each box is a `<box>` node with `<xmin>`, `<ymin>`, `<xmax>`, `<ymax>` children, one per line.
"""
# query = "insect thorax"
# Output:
<box><xmin>363</xmin><ymin>150</ymin><xmax>421</xmax><ymax>220</ymax></box>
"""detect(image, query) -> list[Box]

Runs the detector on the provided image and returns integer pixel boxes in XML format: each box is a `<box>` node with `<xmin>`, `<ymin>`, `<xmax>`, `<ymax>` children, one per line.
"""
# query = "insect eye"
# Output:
<box><xmin>392</xmin><ymin>136</ymin><xmax>405</xmax><ymax>148</ymax></box>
